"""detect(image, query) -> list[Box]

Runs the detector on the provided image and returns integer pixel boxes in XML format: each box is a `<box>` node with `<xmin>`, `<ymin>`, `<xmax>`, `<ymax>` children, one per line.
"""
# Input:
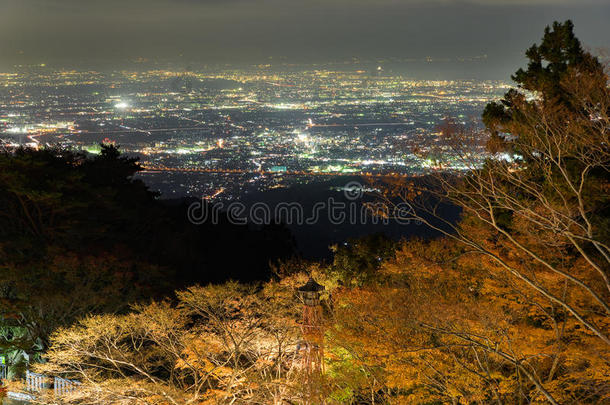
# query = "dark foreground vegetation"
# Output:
<box><xmin>0</xmin><ymin>143</ymin><xmax>295</xmax><ymax>371</ymax></box>
<box><xmin>0</xmin><ymin>21</ymin><xmax>608</xmax><ymax>404</ymax></box>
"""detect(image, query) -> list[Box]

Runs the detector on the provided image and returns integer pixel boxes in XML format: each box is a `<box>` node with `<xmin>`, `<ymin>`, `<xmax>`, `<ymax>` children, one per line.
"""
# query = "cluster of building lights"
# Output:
<box><xmin>0</xmin><ymin>65</ymin><xmax>509</xmax><ymax>200</ymax></box>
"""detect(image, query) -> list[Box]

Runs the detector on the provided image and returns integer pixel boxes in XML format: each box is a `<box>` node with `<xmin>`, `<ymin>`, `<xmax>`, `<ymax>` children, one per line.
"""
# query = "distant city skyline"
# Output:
<box><xmin>1</xmin><ymin>0</ymin><xmax>609</xmax><ymax>78</ymax></box>
<box><xmin>0</xmin><ymin>66</ymin><xmax>507</xmax><ymax>200</ymax></box>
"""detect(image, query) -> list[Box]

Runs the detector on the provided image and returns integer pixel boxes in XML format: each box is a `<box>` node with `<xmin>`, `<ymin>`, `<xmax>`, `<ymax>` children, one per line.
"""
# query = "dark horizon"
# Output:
<box><xmin>1</xmin><ymin>0</ymin><xmax>609</xmax><ymax>79</ymax></box>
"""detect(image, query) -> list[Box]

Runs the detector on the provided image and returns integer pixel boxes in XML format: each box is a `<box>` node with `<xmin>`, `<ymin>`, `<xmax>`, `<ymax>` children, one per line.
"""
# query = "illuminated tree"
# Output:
<box><xmin>39</xmin><ymin>282</ymin><xmax>305</xmax><ymax>404</ymax></box>
<box><xmin>392</xmin><ymin>21</ymin><xmax>610</xmax><ymax>346</ymax></box>
<box><xmin>330</xmin><ymin>238</ymin><xmax>610</xmax><ymax>404</ymax></box>
<box><xmin>357</xmin><ymin>20</ymin><xmax>610</xmax><ymax>404</ymax></box>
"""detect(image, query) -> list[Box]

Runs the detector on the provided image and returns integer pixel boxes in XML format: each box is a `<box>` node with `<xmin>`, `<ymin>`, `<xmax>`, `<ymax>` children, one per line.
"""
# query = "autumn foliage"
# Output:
<box><xmin>17</xmin><ymin>20</ymin><xmax>610</xmax><ymax>404</ymax></box>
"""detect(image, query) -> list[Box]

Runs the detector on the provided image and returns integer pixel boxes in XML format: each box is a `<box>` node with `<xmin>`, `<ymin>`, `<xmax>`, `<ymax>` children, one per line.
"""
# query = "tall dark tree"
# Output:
<box><xmin>482</xmin><ymin>20</ymin><xmax>605</xmax><ymax>150</ymax></box>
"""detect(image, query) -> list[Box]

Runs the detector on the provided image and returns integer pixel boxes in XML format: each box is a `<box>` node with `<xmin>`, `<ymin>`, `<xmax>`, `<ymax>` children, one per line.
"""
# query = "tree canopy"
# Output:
<box><xmin>0</xmin><ymin>145</ymin><xmax>295</xmax><ymax>370</ymax></box>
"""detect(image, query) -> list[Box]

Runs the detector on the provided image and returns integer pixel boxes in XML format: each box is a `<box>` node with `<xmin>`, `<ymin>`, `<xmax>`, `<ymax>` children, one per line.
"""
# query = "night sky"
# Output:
<box><xmin>1</xmin><ymin>0</ymin><xmax>609</xmax><ymax>77</ymax></box>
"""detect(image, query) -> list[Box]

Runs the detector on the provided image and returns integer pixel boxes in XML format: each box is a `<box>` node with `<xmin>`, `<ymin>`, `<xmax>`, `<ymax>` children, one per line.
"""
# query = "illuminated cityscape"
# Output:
<box><xmin>0</xmin><ymin>65</ymin><xmax>509</xmax><ymax>200</ymax></box>
<box><xmin>1</xmin><ymin>0</ymin><xmax>609</xmax><ymax>400</ymax></box>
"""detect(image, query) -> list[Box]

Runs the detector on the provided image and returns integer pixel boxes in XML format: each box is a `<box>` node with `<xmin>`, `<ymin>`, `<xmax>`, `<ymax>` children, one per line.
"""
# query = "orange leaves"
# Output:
<box><xmin>39</xmin><ymin>229</ymin><xmax>610</xmax><ymax>403</ymax></box>
<box><xmin>328</xmin><ymin>236</ymin><xmax>610</xmax><ymax>403</ymax></box>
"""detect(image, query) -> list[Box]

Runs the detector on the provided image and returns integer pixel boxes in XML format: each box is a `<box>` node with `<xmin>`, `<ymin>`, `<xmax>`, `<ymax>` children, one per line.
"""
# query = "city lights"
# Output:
<box><xmin>0</xmin><ymin>66</ymin><xmax>509</xmax><ymax>201</ymax></box>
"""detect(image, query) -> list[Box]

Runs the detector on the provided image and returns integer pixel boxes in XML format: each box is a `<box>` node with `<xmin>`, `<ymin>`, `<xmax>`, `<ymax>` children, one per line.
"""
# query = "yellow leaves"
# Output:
<box><xmin>198</xmin><ymin>389</ymin><xmax>229</xmax><ymax>404</ymax></box>
<box><xmin>177</xmin><ymin>334</ymin><xmax>235</xmax><ymax>379</ymax></box>
<box><xmin>43</xmin><ymin>281</ymin><xmax>309</xmax><ymax>404</ymax></box>
<box><xmin>185</xmin><ymin>333</ymin><xmax>224</xmax><ymax>354</ymax></box>
<box><xmin>41</xmin><ymin>231</ymin><xmax>610</xmax><ymax>404</ymax></box>
<box><xmin>329</xmin><ymin>235</ymin><xmax>610</xmax><ymax>403</ymax></box>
